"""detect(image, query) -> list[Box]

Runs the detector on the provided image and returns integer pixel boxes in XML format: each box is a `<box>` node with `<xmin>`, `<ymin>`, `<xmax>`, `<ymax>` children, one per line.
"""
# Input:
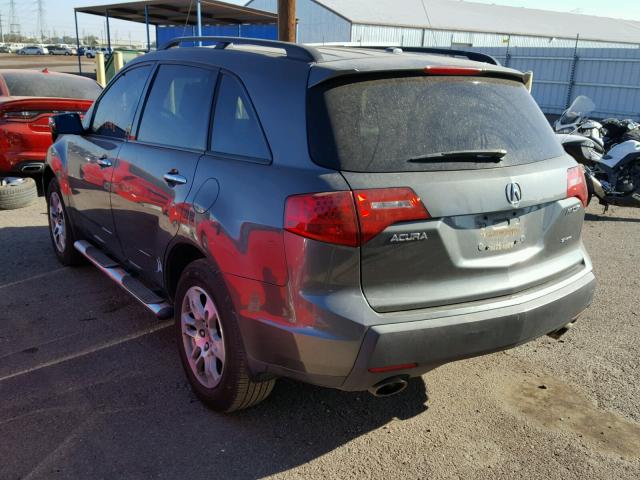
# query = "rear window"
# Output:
<box><xmin>2</xmin><ymin>72</ymin><xmax>101</xmax><ymax>100</ymax></box>
<box><xmin>308</xmin><ymin>74</ymin><xmax>563</xmax><ymax>172</ymax></box>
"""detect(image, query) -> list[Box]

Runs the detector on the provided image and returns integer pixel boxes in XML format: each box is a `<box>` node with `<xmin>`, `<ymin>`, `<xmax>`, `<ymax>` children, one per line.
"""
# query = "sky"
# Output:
<box><xmin>1</xmin><ymin>0</ymin><xmax>640</xmax><ymax>44</ymax></box>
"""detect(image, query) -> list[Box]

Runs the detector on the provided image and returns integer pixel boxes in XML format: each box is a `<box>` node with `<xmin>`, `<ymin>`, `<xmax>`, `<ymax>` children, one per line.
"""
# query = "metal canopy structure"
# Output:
<box><xmin>73</xmin><ymin>0</ymin><xmax>278</xmax><ymax>73</ymax></box>
<box><xmin>75</xmin><ymin>0</ymin><xmax>277</xmax><ymax>27</ymax></box>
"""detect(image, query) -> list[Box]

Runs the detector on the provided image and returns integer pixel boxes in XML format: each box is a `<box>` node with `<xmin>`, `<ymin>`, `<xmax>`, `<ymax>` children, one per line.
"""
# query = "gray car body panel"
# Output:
<box><xmin>45</xmin><ymin>43</ymin><xmax>596</xmax><ymax>391</ymax></box>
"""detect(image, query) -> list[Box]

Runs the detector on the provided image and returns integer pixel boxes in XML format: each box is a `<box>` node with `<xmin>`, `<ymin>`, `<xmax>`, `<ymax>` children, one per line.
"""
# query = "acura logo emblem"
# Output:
<box><xmin>505</xmin><ymin>182</ymin><xmax>522</xmax><ymax>207</ymax></box>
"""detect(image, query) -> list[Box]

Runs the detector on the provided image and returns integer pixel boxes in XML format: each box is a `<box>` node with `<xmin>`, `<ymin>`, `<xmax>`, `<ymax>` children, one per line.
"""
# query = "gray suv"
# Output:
<box><xmin>45</xmin><ymin>37</ymin><xmax>596</xmax><ymax>412</ymax></box>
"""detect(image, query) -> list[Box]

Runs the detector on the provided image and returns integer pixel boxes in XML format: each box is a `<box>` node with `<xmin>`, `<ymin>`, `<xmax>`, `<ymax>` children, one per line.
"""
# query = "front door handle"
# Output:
<box><xmin>96</xmin><ymin>156</ymin><xmax>112</xmax><ymax>168</ymax></box>
<box><xmin>163</xmin><ymin>171</ymin><xmax>187</xmax><ymax>185</ymax></box>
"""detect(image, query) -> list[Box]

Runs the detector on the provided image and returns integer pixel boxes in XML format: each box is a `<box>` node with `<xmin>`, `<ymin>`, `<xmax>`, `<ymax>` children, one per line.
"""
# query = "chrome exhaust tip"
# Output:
<box><xmin>547</xmin><ymin>318</ymin><xmax>578</xmax><ymax>340</ymax></box>
<box><xmin>19</xmin><ymin>163</ymin><xmax>44</xmax><ymax>173</ymax></box>
<box><xmin>368</xmin><ymin>376</ymin><xmax>409</xmax><ymax>397</ymax></box>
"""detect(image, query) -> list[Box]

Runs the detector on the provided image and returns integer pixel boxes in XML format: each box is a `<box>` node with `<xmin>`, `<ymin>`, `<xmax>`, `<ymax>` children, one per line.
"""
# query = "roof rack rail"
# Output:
<box><xmin>161</xmin><ymin>36</ymin><xmax>323</xmax><ymax>63</ymax></box>
<box><xmin>351</xmin><ymin>45</ymin><xmax>500</xmax><ymax>66</ymax></box>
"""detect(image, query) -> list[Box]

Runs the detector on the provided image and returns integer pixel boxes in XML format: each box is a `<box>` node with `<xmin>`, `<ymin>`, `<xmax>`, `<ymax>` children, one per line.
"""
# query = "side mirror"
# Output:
<box><xmin>50</xmin><ymin>113</ymin><xmax>84</xmax><ymax>142</ymax></box>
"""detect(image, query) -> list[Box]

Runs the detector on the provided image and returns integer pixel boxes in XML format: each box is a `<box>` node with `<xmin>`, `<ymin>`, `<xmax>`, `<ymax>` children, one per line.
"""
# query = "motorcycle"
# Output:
<box><xmin>555</xmin><ymin>96</ymin><xmax>640</xmax><ymax>210</ymax></box>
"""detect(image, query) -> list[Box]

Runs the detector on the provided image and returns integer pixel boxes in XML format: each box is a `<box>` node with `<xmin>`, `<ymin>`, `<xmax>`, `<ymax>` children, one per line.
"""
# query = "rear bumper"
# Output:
<box><xmin>244</xmin><ymin>268</ymin><xmax>596</xmax><ymax>391</ymax></box>
<box><xmin>0</xmin><ymin>129</ymin><xmax>48</xmax><ymax>173</ymax></box>
<box><xmin>340</xmin><ymin>270</ymin><xmax>596</xmax><ymax>391</ymax></box>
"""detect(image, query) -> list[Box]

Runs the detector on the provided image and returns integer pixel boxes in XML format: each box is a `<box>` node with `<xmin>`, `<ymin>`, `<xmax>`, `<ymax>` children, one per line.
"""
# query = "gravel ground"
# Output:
<box><xmin>0</xmin><ymin>197</ymin><xmax>638</xmax><ymax>480</ymax></box>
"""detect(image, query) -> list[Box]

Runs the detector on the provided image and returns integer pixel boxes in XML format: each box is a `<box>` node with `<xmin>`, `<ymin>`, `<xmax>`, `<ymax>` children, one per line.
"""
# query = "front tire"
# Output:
<box><xmin>46</xmin><ymin>178</ymin><xmax>84</xmax><ymax>266</ymax></box>
<box><xmin>175</xmin><ymin>259</ymin><xmax>275</xmax><ymax>412</ymax></box>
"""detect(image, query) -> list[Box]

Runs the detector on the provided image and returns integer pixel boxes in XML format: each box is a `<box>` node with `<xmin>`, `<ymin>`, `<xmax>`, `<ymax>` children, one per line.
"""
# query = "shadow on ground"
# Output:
<box><xmin>0</xmin><ymin>225</ymin><xmax>59</xmax><ymax>285</ymax></box>
<box><xmin>0</xmin><ymin>325</ymin><xmax>429</xmax><ymax>479</ymax></box>
<box><xmin>585</xmin><ymin>212</ymin><xmax>640</xmax><ymax>223</ymax></box>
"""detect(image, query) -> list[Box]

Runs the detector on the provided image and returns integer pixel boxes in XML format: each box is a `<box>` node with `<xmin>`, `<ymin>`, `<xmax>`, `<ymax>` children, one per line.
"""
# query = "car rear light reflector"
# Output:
<box><xmin>424</xmin><ymin>66</ymin><xmax>483</xmax><ymax>76</ymax></box>
<box><xmin>567</xmin><ymin>165</ymin><xmax>588</xmax><ymax>207</ymax></box>
<box><xmin>354</xmin><ymin>188</ymin><xmax>430</xmax><ymax>244</ymax></box>
<box><xmin>1</xmin><ymin>111</ymin><xmax>42</xmax><ymax>120</ymax></box>
<box><xmin>284</xmin><ymin>191</ymin><xmax>359</xmax><ymax>247</ymax></box>
<box><xmin>369</xmin><ymin>363</ymin><xmax>417</xmax><ymax>373</ymax></box>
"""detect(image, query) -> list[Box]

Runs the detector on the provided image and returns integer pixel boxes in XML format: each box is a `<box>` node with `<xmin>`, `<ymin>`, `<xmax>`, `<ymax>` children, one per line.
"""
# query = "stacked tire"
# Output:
<box><xmin>0</xmin><ymin>177</ymin><xmax>38</xmax><ymax>210</ymax></box>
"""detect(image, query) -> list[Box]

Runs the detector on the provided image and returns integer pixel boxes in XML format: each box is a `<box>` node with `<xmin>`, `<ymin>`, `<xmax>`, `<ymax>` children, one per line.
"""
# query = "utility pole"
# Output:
<box><xmin>0</xmin><ymin>14</ymin><xmax>4</xmax><ymax>44</ymax></box>
<box><xmin>278</xmin><ymin>0</ymin><xmax>296</xmax><ymax>43</ymax></box>
<box><xmin>36</xmin><ymin>0</ymin><xmax>46</xmax><ymax>42</ymax></box>
<box><xmin>196</xmin><ymin>0</ymin><xmax>202</xmax><ymax>46</ymax></box>
<box><xmin>9</xmin><ymin>0</ymin><xmax>20</xmax><ymax>37</ymax></box>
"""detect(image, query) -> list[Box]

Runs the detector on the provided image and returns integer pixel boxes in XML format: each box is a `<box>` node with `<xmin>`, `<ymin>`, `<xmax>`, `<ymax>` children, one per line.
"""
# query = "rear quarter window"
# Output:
<box><xmin>307</xmin><ymin>74</ymin><xmax>564</xmax><ymax>172</ymax></box>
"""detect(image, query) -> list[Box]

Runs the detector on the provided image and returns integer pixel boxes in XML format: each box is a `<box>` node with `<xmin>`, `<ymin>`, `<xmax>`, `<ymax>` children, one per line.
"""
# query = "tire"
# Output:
<box><xmin>46</xmin><ymin>178</ymin><xmax>84</xmax><ymax>266</ymax></box>
<box><xmin>0</xmin><ymin>177</ymin><xmax>37</xmax><ymax>210</ymax></box>
<box><xmin>584</xmin><ymin>171</ymin><xmax>595</xmax><ymax>206</ymax></box>
<box><xmin>175</xmin><ymin>259</ymin><xmax>275</xmax><ymax>412</ymax></box>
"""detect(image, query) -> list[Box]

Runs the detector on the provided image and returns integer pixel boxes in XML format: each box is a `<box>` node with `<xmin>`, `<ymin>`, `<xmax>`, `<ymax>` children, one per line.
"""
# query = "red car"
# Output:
<box><xmin>0</xmin><ymin>69</ymin><xmax>101</xmax><ymax>175</ymax></box>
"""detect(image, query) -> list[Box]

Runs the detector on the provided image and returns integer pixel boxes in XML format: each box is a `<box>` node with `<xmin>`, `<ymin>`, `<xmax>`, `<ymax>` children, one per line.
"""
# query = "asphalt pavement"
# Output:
<box><xmin>0</xmin><ymin>53</ymin><xmax>94</xmax><ymax>74</ymax></box>
<box><xmin>0</xmin><ymin>197</ymin><xmax>638</xmax><ymax>480</ymax></box>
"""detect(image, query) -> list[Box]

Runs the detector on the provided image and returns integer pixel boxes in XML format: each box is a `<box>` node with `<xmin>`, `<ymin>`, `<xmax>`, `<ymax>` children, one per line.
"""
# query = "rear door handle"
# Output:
<box><xmin>163</xmin><ymin>172</ymin><xmax>187</xmax><ymax>185</ymax></box>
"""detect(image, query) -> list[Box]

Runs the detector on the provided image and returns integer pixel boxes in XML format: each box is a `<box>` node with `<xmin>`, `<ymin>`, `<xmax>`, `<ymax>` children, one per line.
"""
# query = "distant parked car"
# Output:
<box><xmin>49</xmin><ymin>45</ymin><xmax>77</xmax><ymax>56</ymax></box>
<box><xmin>3</xmin><ymin>43</ymin><xmax>24</xmax><ymax>53</ymax></box>
<box><xmin>17</xmin><ymin>45</ymin><xmax>48</xmax><ymax>55</ymax></box>
<box><xmin>0</xmin><ymin>69</ymin><xmax>102</xmax><ymax>175</ymax></box>
<box><xmin>0</xmin><ymin>45</ymin><xmax>12</xmax><ymax>53</ymax></box>
<box><xmin>85</xmin><ymin>47</ymin><xmax>112</xmax><ymax>59</ymax></box>
<box><xmin>77</xmin><ymin>46</ymin><xmax>87</xmax><ymax>56</ymax></box>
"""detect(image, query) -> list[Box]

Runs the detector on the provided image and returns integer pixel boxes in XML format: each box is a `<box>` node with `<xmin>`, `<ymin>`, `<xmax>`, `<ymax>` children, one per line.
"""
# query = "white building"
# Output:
<box><xmin>246</xmin><ymin>0</ymin><xmax>640</xmax><ymax>48</ymax></box>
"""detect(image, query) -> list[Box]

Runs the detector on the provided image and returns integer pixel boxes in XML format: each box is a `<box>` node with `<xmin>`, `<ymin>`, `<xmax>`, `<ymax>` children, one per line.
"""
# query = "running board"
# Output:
<box><xmin>74</xmin><ymin>240</ymin><xmax>173</xmax><ymax>319</ymax></box>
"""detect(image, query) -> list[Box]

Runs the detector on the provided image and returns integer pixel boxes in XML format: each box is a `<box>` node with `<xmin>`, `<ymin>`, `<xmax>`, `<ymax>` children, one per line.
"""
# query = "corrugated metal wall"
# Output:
<box><xmin>348</xmin><ymin>24</ymin><xmax>640</xmax><ymax>119</ymax></box>
<box><xmin>156</xmin><ymin>24</ymin><xmax>277</xmax><ymax>47</ymax></box>
<box><xmin>246</xmin><ymin>0</ymin><xmax>351</xmax><ymax>43</ymax></box>
<box><xmin>469</xmin><ymin>47</ymin><xmax>640</xmax><ymax>119</ymax></box>
<box><xmin>350</xmin><ymin>24</ymin><xmax>639</xmax><ymax>49</ymax></box>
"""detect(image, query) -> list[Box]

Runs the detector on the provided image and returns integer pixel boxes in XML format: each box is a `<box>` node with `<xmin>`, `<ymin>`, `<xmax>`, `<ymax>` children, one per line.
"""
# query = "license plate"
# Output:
<box><xmin>478</xmin><ymin>217</ymin><xmax>524</xmax><ymax>252</ymax></box>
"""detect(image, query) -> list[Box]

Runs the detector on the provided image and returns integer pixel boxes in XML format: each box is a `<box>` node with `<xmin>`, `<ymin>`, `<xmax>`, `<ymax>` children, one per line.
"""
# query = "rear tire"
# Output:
<box><xmin>175</xmin><ymin>259</ymin><xmax>275</xmax><ymax>412</ymax></box>
<box><xmin>584</xmin><ymin>172</ymin><xmax>595</xmax><ymax>206</ymax></box>
<box><xmin>0</xmin><ymin>177</ymin><xmax>37</xmax><ymax>210</ymax></box>
<box><xmin>46</xmin><ymin>178</ymin><xmax>84</xmax><ymax>266</ymax></box>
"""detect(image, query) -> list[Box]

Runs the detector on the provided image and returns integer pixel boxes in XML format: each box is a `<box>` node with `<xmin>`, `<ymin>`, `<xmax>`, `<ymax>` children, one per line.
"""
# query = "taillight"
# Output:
<box><xmin>0</xmin><ymin>111</ymin><xmax>41</xmax><ymax>121</ymax></box>
<box><xmin>284</xmin><ymin>188</ymin><xmax>430</xmax><ymax>247</ymax></box>
<box><xmin>284</xmin><ymin>191</ymin><xmax>359</xmax><ymax>247</ymax></box>
<box><xmin>354</xmin><ymin>188</ymin><xmax>430</xmax><ymax>244</ymax></box>
<box><xmin>567</xmin><ymin>165</ymin><xmax>588</xmax><ymax>207</ymax></box>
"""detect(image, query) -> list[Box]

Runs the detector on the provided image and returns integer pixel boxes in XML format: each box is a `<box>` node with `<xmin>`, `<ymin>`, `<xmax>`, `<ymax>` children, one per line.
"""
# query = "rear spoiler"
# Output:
<box><xmin>308</xmin><ymin>66</ymin><xmax>526</xmax><ymax>89</ymax></box>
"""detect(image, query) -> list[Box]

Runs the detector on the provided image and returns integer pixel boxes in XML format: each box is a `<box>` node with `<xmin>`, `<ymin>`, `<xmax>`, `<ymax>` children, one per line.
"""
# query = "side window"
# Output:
<box><xmin>137</xmin><ymin>64</ymin><xmax>217</xmax><ymax>150</ymax></box>
<box><xmin>210</xmin><ymin>74</ymin><xmax>270</xmax><ymax>160</ymax></box>
<box><xmin>91</xmin><ymin>65</ymin><xmax>150</xmax><ymax>139</ymax></box>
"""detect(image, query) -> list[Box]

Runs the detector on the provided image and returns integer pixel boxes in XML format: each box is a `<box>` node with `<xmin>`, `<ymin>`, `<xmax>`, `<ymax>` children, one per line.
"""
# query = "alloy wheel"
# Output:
<box><xmin>49</xmin><ymin>191</ymin><xmax>66</xmax><ymax>253</ymax></box>
<box><xmin>181</xmin><ymin>286</ymin><xmax>225</xmax><ymax>388</ymax></box>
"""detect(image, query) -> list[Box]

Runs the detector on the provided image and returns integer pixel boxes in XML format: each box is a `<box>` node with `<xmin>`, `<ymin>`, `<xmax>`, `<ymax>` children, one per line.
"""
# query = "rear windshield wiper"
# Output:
<box><xmin>408</xmin><ymin>149</ymin><xmax>507</xmax><ymax>163</ymax></box>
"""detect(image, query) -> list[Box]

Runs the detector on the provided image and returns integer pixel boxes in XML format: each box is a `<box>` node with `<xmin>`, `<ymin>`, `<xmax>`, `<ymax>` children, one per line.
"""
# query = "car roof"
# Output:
<box><xmin>132</xmin><ymin>42</ymin><xmax>522</xmax><ymax>88</ymax></box>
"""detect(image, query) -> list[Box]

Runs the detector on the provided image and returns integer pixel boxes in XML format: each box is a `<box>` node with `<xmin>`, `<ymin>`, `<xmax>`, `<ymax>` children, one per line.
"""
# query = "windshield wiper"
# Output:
<box><xmin>408</xmin><ymin>149</ymin><xmax>507</xmax><ymax>163</ymax></box>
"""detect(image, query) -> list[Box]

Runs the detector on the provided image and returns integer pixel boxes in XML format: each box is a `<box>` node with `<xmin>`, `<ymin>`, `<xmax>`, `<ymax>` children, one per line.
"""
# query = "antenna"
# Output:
<box><xmin>36</xmin><ymin>0</ymin><xmax>46</xmax><ymax>42</ymax></box>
